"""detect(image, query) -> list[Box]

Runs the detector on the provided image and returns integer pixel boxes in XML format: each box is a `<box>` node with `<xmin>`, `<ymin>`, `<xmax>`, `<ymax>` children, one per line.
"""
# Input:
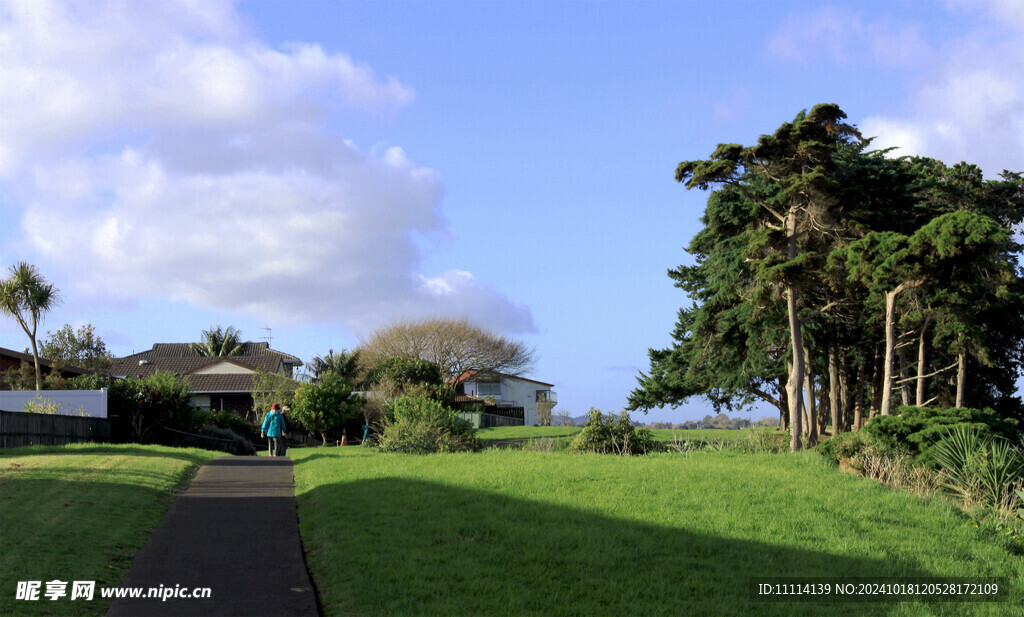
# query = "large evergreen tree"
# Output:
<box><xmin>632</xmin><ymin>104</ymin><xmax>1024</xmax><ymax>449</ymax></box>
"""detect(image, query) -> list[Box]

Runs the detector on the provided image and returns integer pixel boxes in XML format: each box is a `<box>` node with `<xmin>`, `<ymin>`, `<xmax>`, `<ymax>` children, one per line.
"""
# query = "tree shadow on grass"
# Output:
<box><xmin>299</xmin><ymin>477</ymin><xmax>1013</xmax><ymax>617</ymax></box>
<box><xmin>0</xmin><ymin>479</ymin><xmax>181</xmax><ymax>617</ymax></box>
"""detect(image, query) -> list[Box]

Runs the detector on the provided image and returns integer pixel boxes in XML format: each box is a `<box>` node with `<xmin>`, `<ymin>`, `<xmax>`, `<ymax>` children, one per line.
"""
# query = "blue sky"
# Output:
<box><xmin>1</xmin><ymin>0</ymin><xmax>1022</xmax><ymax>423</ymax></box>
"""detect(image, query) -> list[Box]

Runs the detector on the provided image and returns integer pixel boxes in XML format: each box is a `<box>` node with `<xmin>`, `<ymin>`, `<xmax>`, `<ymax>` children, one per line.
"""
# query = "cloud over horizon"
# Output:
<box><xmin>768</xmin><ymin>1</ymin><xmax>1024</xmax><ymax>179</ymax></box>
<box><xmin>0</xmin><ymin>0</ymin><xmax>536</xmax><ymax>334</ymax></box>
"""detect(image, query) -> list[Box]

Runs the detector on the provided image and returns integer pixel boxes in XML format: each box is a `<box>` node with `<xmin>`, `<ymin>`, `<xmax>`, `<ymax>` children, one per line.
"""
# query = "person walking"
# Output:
<box><xmin>260</xmin><ymin>403</ymin><xmax>288</xmax><ymax>457</ymax></box>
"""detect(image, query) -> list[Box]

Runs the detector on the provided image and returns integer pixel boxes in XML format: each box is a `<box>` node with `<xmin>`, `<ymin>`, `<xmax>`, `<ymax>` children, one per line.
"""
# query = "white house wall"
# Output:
<box><xmin>0</xmin><ymin>389</ymin><xmax>108</xmax><ymax>418</ymax></box>
<box><xmin>462</xmin><ymin>377</ymin><xmax>555</xmax><ymax>425</ymax></box>
<box><xmin>193</xmin><ymin>362</ymin><xmax>256</xmax><ymax>375</ymax></box>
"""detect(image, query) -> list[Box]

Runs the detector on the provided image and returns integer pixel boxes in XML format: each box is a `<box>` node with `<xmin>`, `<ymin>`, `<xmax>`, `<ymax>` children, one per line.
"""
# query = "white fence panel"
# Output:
<box><xmin>0</xmin><ymin>389</ymin><xmax>108</xmax><ymax>418</ymax></box>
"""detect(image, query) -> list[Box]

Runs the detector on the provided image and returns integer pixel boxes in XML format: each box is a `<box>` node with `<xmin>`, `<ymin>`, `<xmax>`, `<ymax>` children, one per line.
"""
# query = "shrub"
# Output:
<box><xmin>863</xmin><ymin>406</ymin><xmax>1017</xmax><ymax>467</ymax></box>
<box><xmin>930</xmin><ymin>425</ymin><xmax>1024</xmax><ymax>510</ymax></box>
<box><xmin>742</xmin><ymin>429</ymin><xmax>787</xmax><ymax>454</ymax></box>
<box><xmin>376</xmin><ymin>393</ymin><xmax>479</xmax><ymax>454</ymax></box>
<box><xmin>67</xmin><ymin>373</ymin><xmax>116</xmax><ymax>390</ymax></box>
<box><xmin>567</xmin><ymin>409</ymin><xmax>661</xmax><ymax>455</ymax></box>
<box><xmin>107</xmin><ymin>371</ymin><xmax>195</xmax><ymax>443</ymax></box>
<box><xmin>856</xmin><ymin>452</ymin><xmax>943</xmax><ymax>498</ymax></box>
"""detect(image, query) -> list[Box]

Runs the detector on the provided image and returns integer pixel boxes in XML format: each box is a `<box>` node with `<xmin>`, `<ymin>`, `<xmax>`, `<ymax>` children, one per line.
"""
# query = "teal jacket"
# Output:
<box><xmin>261</xmin><ymin>411</ymin><xmax>286</xmax><ymax>437</ymax></box>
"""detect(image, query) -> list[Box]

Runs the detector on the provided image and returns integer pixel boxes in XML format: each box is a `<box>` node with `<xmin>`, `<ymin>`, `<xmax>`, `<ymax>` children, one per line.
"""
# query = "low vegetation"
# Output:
<box><xmin>0</xmin><ymin>444</ymin><xmax>218</xmax><ymax>617</ymax></box>
<box><xmin>375</xmin><ymin>392</ymin><xmax>480</xmax><ymax>454</ymax></box>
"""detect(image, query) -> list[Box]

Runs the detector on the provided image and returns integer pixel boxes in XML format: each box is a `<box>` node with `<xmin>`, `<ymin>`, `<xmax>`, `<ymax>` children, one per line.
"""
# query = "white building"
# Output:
<box><xmin>451</xmin><ymin>370</ymin><xmax>557</xmax><ymax>425</ymax></box>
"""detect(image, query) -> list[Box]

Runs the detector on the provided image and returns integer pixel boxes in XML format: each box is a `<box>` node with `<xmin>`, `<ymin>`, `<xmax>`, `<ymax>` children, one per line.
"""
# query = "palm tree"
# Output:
<box><xmin>308</xmin><ymin>348</ymin><xmax>362</xmax><ymax>383</ymax></box>
<box><xmin>190</xmin><ymin>326</ymin><xmax>244</xmax><ymax>357</ymax></box>
<box><xmin>0</xmin><ymin>262</ymin><xmax>62</xmax><ymax>390</ymax></box>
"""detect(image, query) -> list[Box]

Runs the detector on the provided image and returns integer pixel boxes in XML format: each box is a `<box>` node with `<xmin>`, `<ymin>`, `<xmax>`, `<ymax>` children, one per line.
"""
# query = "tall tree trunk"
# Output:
<box><xmin>882</xmin><ymin>282</ymin><xmax>919</xmax><ymax>415</ymax></box>
<box><xmin>854</xmin><ymin>360</ymin><xmax>865</xmax><ymax>430</ymax></box>
<box><xmin>779</xmin><ymin>375</ymin><xmax>789</xmax><ymax>431</ymax></box>
<box><xmin>870</xmin><ymin>345</ymin><xmax>883</xmax><ymax>418</ymax></box>
<box><xmin>785</xmin><ymin>210</ymin><xmax>804</xmax><ymax>452</ymax></box>
<box><xmin>829</xmin><ymin>343</ymin><xmax>840</xmax><ymax>436</ymax></box>
<box><xmin>956</xmin><ymin>352</ymin><xmax>966</xmax><ymax>408</ymax></box>
<box><xmin>804</xmin><ymin>345</ymin><xmax>817</xmax><ymax>446</ymax></box>
<box><xmin>897</xmin><ymin>350</ymin><xmax>911</xmax><ymax>406</ymax></box>
<box><xmin>915</xmin><ymin>315</ymin><xmax>932</xmax><ymax>406</ymax></box>
<box><xmin>30</xmin><ymin>336</ymin><xmax>42</xmax><ymax>391</ymax></box>
<box><xmin>839</xmin><ymin>359</ymin><xmax>849</xmax><ymax>433</ymax></box>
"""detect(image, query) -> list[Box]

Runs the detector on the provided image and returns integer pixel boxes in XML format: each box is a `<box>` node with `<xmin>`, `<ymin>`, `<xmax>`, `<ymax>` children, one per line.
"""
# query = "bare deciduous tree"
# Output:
<box><xmin>360</xmin><ymin>317</ymin><xmax>535</xmax><ymax>381</ymax></box>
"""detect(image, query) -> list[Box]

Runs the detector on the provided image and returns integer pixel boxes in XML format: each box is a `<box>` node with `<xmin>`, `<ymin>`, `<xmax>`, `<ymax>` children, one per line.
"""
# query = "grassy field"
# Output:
<box><xmin>0</xmin><ymin>444</ymin><xmax>219</xmax><ymax>617</ymax></box>
<box><xmin>476</xmin><ymin>426</ymin><xmax>582</xmax><ymax>442</ymax></box>
<box><xmin>476</xmin><ymin>425</ymin><xmax>760</xmax><ymax>443</ymax></box>
<box><xmin>292</xmin><ymin>447</ymin><xmax>1022</xmax><ymax>616</ymax></box>
<box><xmin>648</xmin><ymin>427</ymin><xmax>758</xmax><ymax>442</ymax></box>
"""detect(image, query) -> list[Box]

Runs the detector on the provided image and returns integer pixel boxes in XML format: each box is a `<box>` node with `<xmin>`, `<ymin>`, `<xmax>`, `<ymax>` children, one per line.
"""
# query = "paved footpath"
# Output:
<box><xmin>108</xmin><ymin>456</ymin><xmax>319</xmax><ymax>617</ymax></box>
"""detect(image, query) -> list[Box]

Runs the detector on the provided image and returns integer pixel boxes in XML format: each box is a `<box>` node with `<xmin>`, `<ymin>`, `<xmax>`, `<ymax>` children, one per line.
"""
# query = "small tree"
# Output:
<box><xmin>291</xmin><ymin>372</ymin><xmax>355</xmax><ymax>445</ymax></box>
<box><xmin>0</xmin><ymin>262</ymin><xmax>61</xmax><ymax>390</ymax></box>
<box><xmin>252</xmin><ymin>370</ymin><xmax>300</xmax><ymax>425</ymax></box>
<box><xmin>42</xmin><ymin>323</ymin><xmax>111</xmax><ymax>373</ymax></box>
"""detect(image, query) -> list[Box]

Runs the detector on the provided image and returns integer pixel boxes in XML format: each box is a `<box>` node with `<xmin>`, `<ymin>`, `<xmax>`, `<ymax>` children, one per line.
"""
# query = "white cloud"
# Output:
<box><xmin>1</xmin><ymin>0</ymin><xmax>536</xmax><ymax>334</ymax></box>
<box><xmin>770</xmin><ymin>2</ymin><xmax>1024</xmax><ymax>178</ymax></box>
<box><xmin>766</xmin><ymin>6</ymin><xmax>933</xmax><ymax>69</ymax></box>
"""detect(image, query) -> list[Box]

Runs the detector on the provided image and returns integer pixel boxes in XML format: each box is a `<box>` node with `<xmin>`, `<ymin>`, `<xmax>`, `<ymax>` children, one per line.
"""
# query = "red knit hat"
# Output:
<box><xmin>271</xmin><ymin>403</ymin><xmax>280</xmax><ymax>410</ymax></box>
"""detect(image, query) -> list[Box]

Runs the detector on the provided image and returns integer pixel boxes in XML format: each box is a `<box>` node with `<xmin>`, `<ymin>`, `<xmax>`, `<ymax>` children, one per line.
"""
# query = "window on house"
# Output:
<box><xmin>477</xmin><ymin>381</ymin><xmax>502</xmax><ymax>396</ymax></box>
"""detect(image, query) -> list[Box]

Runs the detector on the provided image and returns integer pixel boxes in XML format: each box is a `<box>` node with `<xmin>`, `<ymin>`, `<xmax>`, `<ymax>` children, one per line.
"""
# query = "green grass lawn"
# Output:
<box><xmin>0</xmin><ymin>444</ymin><xmax>219</xmax><ymax>617</ymax></box>
<box><xmin>292</xmin><ymin>447</ymin><xmax>1022</xmax><ymax>617</ymax></box>
<box><xmin>476</xmin><ymin>425</ymin><xmax>582</xmax><ymax>442</ymax></box>
<box><xmin>477</xmin><ymin>425</ymin><xmax>757</xmax><ymax>443</ymax></box>
<box><xmin>648</xmin><ymin>427</ymin><xmax>758</xmax><ymax>442</ymax></box>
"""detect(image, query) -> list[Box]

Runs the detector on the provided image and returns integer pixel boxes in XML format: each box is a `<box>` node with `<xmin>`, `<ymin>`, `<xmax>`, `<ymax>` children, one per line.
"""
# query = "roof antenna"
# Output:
<box><xmin>262</xmin><ymin>327</ymin><xmax>273</xmax><ymax>349</ymax></box>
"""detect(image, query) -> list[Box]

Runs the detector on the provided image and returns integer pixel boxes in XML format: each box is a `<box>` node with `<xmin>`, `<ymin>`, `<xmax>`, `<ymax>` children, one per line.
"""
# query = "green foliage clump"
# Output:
<box><xmin>364</xmin><ymin>356</ymin><xmax>443</xmax><ymax>388</ymax></box>
<box><xmin>292</xmin><ymin>371</ymin><xmax>358</xmax><ymax>445</ymax></box>
<box><xmin>816</xmin><ymin>430</ymin><xmax>880</xmax><ymax>462</ymax></box>
<box><xmin>2</xmin><ymin>361</ymin><xmax>72</xmax><ymax>390</ymax></box>
<box><xmin>68</xmin><ymin>373</ymin><xmax>116</xmax><ymax>390</ymax></box>
<box><xmin>567</xmin><ymin>409</ymin><xmax>661</xmax><ymax>455</ymax></box>
<box><xmin>863</xmin><ymin>406</ymin><xmax>1017</xmax><ymax>467</ymax></box>
<box><xmin>107</xmin><ymin>370</ymin><xmax>195</xmax><ymax>443</ymax></box>
<box><xmin>930</xmin><ymin>425</ymin><xmax>1023</xmax><ymax>510</ymax></box>
<box><xmin>741</xmin><ymin>429</ymin><xmax>787</xmax><ymax>454</ymax></box>
<box><xmin>376</xmin><ymin>393</ymin><xmax>479</xmax><ymax>454</ymax></box>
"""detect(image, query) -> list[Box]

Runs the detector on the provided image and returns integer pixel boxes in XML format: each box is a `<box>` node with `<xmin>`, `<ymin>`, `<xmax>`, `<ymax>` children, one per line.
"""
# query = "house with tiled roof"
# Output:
<box><xmin>109</xmin><ymin>342</ymin><xmax>303</xmax><ymax>415</ymax></box>
<box><xmin>0</xmin><ymin>346</ymin><xmax>93</xmax><ymax>389</ymax></box>
<box><xmin>449</xmin><ymin>370</ymin><xmax>557</xmax><ymax>426</ymax></box>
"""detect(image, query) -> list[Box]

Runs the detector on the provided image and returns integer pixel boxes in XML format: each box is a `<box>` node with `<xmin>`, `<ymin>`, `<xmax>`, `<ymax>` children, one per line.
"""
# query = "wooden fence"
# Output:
<box><xmin>0</xmin><ymin>410</ymin><xmax>111</xmax><ymax>449</ymax></box>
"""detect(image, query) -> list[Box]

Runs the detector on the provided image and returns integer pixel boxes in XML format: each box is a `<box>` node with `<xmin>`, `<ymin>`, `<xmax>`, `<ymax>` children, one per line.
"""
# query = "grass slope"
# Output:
<box><xmin>293</xmin><ymin>448</ymin><xmax>1022</xmax><ymax>617</ymax></box>
<box><xmin>648</xmin><ymin>427</ymin><xmax>755</xmax><ymax>442</ymax></box>
<box><xmin>476</xmin><ymin>426</ymin><xmax>582</xmax><ymax>442</ymax></box>
<box><xmin>0</xmin><ymin>444</ymin><xmax>219</xmax><ymax>617</ymax></box>
<box><xmin>477</xmin><ymin>426</ymin><xmax>755</xmax><ymax>443</ymax></box>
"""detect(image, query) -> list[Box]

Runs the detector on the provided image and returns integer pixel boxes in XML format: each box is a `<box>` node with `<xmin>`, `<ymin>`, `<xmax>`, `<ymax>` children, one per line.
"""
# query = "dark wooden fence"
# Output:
<box><xmin>458</xmin><ymin>407</ymin><xmax>526</xmax><ymax>429</ymax></box>
<box><xmin>0</xmin><ymin>410</ymin><xmax>111</xmax><ymax>449</ymax></box>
